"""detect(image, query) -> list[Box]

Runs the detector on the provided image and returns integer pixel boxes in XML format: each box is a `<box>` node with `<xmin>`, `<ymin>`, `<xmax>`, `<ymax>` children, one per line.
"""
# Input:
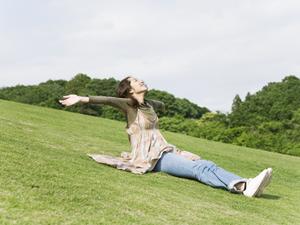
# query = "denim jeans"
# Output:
<box><xmin>152</xmin><ymin>151</ymin><xmax>247</xmax><ymax>193</ymax></box>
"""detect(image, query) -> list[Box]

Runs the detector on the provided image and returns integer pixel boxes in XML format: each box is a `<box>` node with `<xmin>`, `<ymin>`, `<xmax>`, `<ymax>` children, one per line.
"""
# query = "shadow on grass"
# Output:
<box><xmin>259</xmin><ymin>194</ymin><xmax>281</xmax><ymax>200</ymax></box>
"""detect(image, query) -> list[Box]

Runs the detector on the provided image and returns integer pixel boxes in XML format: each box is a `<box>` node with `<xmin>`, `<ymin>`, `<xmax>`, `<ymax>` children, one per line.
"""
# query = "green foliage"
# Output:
<box><xmin>0</xmin><ymin>74</ymin><xmax>209</xmax><ymax>122</ymax></box>
<box><xmin>0</xmin><ymin>80</ymin><xmax>66</xmax><ymax>109</ymax></box>
<box><xmin>223</xmin><ymin>75</ymin><xmax>300</xmax><ymax>156</ymax></box>
<box><xmin>1</xmin><ymin>73</ymin><xmax>300</xmax><ymax>156</ymax></box>
<box><xmin>229</xmin><ymin>75</ymin><xmax>300</xmax><ymax>126</ymax></box>
<box><xmin>158</xmin><ymin>75</ymin><xmax>300</xmax><ymax>157</ymax></box>
<box><xmin>159</xmin><ymin>115</ymin><xmax>198</xmax><ymax>136</ymax></box>
<box><xmin>146</xmin><ymin>89</ymin><xmax>209</xmax><ymax>118</ymax></box>
<box><xmin>231</xmin><ymin>94</ymin><xmax>242</xmax><ymax>113</ymax></box>
<box><xmin>64</xmin><ymin>73</ymin><xmax>91</xmax><ymax>95</ymax></box>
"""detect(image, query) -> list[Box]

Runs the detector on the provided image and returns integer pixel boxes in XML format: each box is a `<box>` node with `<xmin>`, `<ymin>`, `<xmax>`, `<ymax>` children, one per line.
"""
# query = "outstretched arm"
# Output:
<box><xmin>88</xmin><ymin>95</ymin><xmax>133</xmax><ymax>112</ymax></box>
<box><xmin>59</xmin><ymin>94</ymin><xmax>133</xmax><ymax>112</ymax></box>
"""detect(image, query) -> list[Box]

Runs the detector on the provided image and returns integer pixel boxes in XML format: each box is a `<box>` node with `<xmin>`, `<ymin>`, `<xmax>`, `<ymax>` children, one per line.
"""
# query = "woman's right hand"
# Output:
<box><xmin>59</xmin><ymin>94</ymin><xmax>82</xmax><ymax>107</ymax></box>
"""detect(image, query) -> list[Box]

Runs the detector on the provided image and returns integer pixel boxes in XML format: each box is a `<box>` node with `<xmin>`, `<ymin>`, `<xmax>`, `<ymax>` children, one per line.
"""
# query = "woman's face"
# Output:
<box><xmin>127</xmin><ymin>77</ymin><xmax>148</xmax><ymax>94</ymax></box>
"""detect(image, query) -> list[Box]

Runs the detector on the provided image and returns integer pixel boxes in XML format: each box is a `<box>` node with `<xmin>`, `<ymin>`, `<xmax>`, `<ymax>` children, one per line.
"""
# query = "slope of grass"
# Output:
<box><xmin>0</xmin><ymin>99</ymin><xmax>299</xmax><ymax>225</ymax></box>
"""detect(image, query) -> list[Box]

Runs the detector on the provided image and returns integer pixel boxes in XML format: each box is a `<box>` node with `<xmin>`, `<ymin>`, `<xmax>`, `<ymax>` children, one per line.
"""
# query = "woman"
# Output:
<box><xmin>59</xmin><ymin>76</ymin><xmax>272</xmax><ymax>197</ymax></box>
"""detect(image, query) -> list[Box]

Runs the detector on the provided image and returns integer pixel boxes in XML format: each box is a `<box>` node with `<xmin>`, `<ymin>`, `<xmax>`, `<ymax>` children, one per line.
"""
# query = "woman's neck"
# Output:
<box><xmin>132</xmin><ymin>92</ymin><xmax>145</xmax><ymax>105</ymax></box>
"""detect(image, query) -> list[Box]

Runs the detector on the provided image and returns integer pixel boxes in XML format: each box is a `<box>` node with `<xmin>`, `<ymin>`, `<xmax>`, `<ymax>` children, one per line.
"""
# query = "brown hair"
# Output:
<box><xmin>116</xmin><ymin>76</ymin><xmax>139</xmax><ymax>107</ymax></box>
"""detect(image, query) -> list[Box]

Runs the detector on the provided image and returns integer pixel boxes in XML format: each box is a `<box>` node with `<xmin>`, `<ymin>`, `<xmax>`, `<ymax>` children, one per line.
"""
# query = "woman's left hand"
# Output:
<box><xmin>176</xmin><ymin>150</ymin><xmax>201</xmax><ymax>161</ymax></box>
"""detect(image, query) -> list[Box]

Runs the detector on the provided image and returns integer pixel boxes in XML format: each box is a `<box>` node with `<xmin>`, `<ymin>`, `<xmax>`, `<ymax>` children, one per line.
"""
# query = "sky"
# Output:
<box><xmin>1</xmin><ymin>0</ymin><xmax>299</xmax><ymax>113</ymax></box>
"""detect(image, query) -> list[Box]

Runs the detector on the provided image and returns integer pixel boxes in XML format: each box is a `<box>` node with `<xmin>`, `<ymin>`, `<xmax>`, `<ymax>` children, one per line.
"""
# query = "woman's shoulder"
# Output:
<box><xmin>145</xmin><ymin>98</ymin><xmax>156</xmax><ymax>107</ymax></box>
<box><xmin>145</xmin><ymin>98</ymin><xmax>165</xmax><ymax>111</ymax></box>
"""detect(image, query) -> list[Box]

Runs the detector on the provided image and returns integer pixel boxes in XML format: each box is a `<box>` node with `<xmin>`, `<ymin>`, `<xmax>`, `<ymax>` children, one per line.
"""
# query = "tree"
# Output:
<box><xmin>231</xmin><ymin>94</ymin><xmax>242</xmax><ymax>113</ymax></box>
<box><xmin>65</xmin><ymin>73</ymin><xmax>91</xmax><ymax>95</ymax></box>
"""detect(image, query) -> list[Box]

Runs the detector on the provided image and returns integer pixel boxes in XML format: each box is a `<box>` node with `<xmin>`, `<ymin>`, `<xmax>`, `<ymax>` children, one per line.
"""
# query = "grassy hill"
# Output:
<box><xmin>0</xmin><ymin>99</ymin><xmax>299</xmax><ymax>225</ymax></box>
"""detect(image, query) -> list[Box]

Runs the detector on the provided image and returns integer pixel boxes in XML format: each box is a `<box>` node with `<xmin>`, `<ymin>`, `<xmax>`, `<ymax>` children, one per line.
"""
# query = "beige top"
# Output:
<box><xmin>87</xmin><ymin>95</ymin><xmax>201</xmax><ymax>175</ymax></box>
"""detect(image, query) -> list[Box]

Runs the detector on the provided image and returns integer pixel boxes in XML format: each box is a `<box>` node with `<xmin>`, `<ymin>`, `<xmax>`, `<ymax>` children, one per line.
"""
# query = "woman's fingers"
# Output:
<box><xmin>59</xmin><ymin>100</ymin><xmax>66</xmax><ymax>105</ymax></box>
<box><xmin>59</xmin><ymin>99</ymin><xmax>70</xmax><ymax>106</ymax></box>
<box><xmin>59</xmin><ymin>94</ymin><xmax>78</xmax><ymax>106</ymax></box>
<box><xmin>59</xmin><ymin>95</ymin><xmax>72</xmax><ymax>105</ymax></box>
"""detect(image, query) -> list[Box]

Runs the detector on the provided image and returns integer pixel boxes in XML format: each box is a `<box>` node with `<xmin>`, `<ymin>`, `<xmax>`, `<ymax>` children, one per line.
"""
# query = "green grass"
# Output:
<box><xmin>0</xmin><ymin>99</ymin><xmax>299</xmax><ymax>225</ymax></box>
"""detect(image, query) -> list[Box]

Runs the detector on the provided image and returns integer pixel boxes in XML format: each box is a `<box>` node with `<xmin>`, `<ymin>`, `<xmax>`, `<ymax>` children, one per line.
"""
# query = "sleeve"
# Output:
<box><xmin>147</xmin><ymin>99</ymin><xmax>166</xmax><ymax>112</ymax></box>
<box><xmin>88</xmin><ymin>95</ymin><xmax>133</xmax><ymax>112</ymax></box>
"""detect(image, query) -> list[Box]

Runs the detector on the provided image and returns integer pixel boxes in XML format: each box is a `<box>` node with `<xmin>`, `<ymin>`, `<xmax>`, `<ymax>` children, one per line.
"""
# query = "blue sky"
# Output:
<box><xmin>1</xmin><ymin>0</ymin><xmax>299</xmax><ymax>112</ymax></box>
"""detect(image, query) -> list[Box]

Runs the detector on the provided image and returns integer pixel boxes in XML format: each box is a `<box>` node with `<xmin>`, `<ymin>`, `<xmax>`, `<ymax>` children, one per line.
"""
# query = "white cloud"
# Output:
<box><xmin>0</xmin><ymin>0</ymin><xmax>299</xmax><ymax>112</ymax></box>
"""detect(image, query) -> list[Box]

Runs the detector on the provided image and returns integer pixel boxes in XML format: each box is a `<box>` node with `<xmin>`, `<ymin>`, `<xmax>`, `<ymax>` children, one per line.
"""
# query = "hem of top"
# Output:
<box><xmin>147</xmin><ymin>147</ymin><xmax>177</xmax><ymax>172</ymax></box>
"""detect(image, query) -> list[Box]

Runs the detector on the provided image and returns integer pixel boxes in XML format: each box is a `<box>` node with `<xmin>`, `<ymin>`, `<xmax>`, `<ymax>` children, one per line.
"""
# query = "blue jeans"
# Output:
<box><xmin>152</xmin><ymin>151</ymin><xmax>247</xmax><ymax>193</ymax></box>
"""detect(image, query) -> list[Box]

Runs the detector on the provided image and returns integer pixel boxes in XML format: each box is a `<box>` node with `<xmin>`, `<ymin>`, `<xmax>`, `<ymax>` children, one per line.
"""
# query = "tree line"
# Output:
<box><xmin>1</xmin><ymin>74</ymin><xmax>299</xmax><ymax>156</ymax></box>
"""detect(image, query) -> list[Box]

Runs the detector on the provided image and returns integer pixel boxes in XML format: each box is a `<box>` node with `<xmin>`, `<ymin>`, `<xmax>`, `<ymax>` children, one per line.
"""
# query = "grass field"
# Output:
<box><xmin>0</xmin><ymin>99</ymin><xmax>299</xmax><ymax>225</ymax></box>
